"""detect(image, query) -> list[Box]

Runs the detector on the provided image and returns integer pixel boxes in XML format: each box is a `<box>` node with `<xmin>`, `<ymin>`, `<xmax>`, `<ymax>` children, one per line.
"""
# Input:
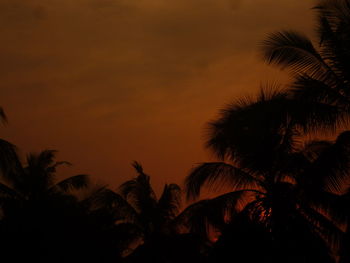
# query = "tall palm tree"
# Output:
<box><xmin>261</xmin><ymin>2</ymin><xmax>350</xmax><ymax>261</ymax></box>
<box><xmin>184</xmin><ymin>89</ymin><xmax>347</xmax><ymax>262</ymax></box>
<box><xmin>261</xmin><ymin>0</ymin><xmax>350</xmax><ymax>134</ymax></box>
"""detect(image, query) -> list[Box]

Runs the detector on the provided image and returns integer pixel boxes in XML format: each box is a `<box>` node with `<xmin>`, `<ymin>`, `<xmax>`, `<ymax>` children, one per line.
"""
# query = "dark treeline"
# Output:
<box><xmin>2</xmin><ymin>0</ymin><xmax>350</xmax><ymax>262</ymax></box>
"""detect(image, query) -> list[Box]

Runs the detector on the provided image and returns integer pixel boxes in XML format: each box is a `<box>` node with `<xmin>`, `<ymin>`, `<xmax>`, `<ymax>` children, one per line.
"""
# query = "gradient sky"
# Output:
<box><xmin>1</xmin><ymin>0</ymin><xmax>315</xmax><ymax>196</ymax></box>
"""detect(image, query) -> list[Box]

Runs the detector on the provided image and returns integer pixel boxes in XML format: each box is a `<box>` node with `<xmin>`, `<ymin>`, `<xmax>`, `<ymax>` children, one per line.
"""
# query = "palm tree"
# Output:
<box><xmin>119</xmin><ymin>161</ymin><xmax>182</xmax><ymax>238</ymax></box>
<box><xmin>85</xmin><ymin>162</ymin><xmax>181</xmax><ymax>259</ymax></box>
<box><xmin>0</xmin><ymin>149</ymin><xmax>91</xmax><ymax>262</ymax></box>
<box><xmin>261</xmin><ymin>2</ymin><xmax>350</xmax><ymax>261</ymax></box>
<box><xmin>261</xmin><ymin>0</ymin><xmax>350</xmax><ymax>134</ymax></box>
<box><xmin>0</xmin><ymin>149</ymin><xmax>88</xmax><ymax>204</ymax></box>
<box><xmin>184</xmin><ymin>89</ymin><xmax>347</xmax><ymax>262</ymax></box>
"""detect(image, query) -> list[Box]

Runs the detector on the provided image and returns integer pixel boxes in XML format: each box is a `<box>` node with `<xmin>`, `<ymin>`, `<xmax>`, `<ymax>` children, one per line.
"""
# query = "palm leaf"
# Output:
<box><xmin>158</xmin><ymin>183</ymin><xmax>182</xmax><ymax>220</ymax></box>
<box><xmin>0</xmin><ymin>182</ymin><xmax>19</xmax><ymax>199</ymax></box>
<box><xmin>26</xmin><ymin>150</ymin><xmax>57</xmax><ymax>169</ymax></box>
<box><xmin>288</xmin><ymin>75</ymin><xmax>350</xmax><ymax>133</ymax></box>
<box><xmin>82</xmin><ymin>186</ymin><xmax>138</xmax><ymax>223</ymax></box>
<box><xmin>176</xmin><ymin>190</ymin><xmax>256</xmax><ymax>239</ymax></box>
<box><xmin>310</xmin><ymin>131</ymin><xmax>350</xmax><ymax>193</ymax></box>
<box><xmin>0</xmin><ymin>139</ymin><xmax>22</xmax><ymax>180</ymax></box>
<box><xmin>205</xmin><ymin>87</ymin><xmax>313</xmax><ymax>176</ymax></box>
<box><xmin>0</xmin><ymin>107</ymin><xmax>7</xmax><ymax>124</ymax></box>
<box><xmin>131</xmin><ymin>161</ymin><xmax>143</xmax><ymax>174</ymax></box>
<box><xmin>261</xmin><ymin>30</ymin><xmax>336</xmax><ymax>80</ymax></box>
<box><xmin>185</xmin><ymin>162</ymin><xmax>259</xmax><ymax>200</ymax></box>
<box><xmin>119</xmin><ymin>162</ymin><xmax>157</xmax><ymax>214</ymax></box>
<box><xmin>298</xmin><ymin>202</ymin><xmax>343</xmax><ymax>250</ymax></box>
<box><xmin>174</xmin><ymin>199</ymin><xmax>219</xmax><ymax>239</ymax></box>
<box><xmin>301</xmin><ymin>140</ymin><xmax>333</xmax><ymax>162</ymax></box>
<box><xmin>54</xmin><ymin>174</ymin><xmax>89</xmax><ymax>192</ymax></box>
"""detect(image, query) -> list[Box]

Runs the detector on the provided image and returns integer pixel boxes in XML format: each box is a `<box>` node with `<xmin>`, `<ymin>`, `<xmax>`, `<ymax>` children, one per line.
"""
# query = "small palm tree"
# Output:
<box><xmin>0</xmin><ymin>149</ymin><xmax>91</xmax><ymax>263</ymax></box>
<box><xmin>119</xmin><ymin>161</ymin><xmax>182</xmax><ymax>238</ymax></box>
<box><xmin>0</xmin><ymin>149</ymin><xmax>88</xmax><ymax>201</ymax></box>
<box><xmin>86</xmin><ymin>162</ymin><xmax>181</xmax><ymax>258</ymax></box>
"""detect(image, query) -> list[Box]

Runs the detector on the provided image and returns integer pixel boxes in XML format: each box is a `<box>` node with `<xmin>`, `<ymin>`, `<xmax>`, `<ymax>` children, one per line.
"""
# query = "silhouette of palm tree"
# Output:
<box><xmin>119</xmin><ymin>161</ymin><xmax>182</xmax><ymax>239</ymax></box>
<box><xmin>184</xmin><ymin>89</ymin><xmax>346</xmax><ymax>262</ymax></box>
<box><xmin>261</xmin><ymin>2</ymin><xmax>350</xmax><ymax>260</ymax></box>
<box><xmin>261</xmin><ymin>0</ymin><xmax>350</xmax><ymax>133</ymax></box>
<box><xmin>84</xmin><ymin>162</ymin><xmax>181</xmax><ymax>259</ymax></box>
<box><xmin>0</xmin><ymin>150</ymin><xmax>88</xmax><ymax>204</ymax></box>
<box><xmin>0</xmin><ymin>149</ymin><xmax>93</xmax><ymax>262</ymax></box>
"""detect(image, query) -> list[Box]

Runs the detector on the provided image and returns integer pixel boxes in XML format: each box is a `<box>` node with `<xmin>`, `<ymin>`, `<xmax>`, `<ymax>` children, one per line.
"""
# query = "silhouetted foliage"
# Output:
<box><xmin>261</xmin><ymin>0</ymin><xmax>350</xmax><ymax>134</ymax></box>
<box><xmin>1</xmin><ymin>1</ymin><xmax>350</xmax><ymax>262</ymax></box>
<box><xmin>184</xmin><ymin>89</ymin><xmax>347</xmax><ymax>262</ymax></box>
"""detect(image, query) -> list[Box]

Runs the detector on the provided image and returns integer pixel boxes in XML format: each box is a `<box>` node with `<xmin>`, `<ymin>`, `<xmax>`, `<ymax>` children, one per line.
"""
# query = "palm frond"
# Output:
<box><xmin>206</xmin><ymin>88</ymin><xmax>307</xmax><ymax>174</ymax></box>
<box><xmin>54</xmin><ymin>174</ymin><xmax>89</xmax><ymax>192</ymax></box>
<box><xmin>25</xmin><ymin>150</ymin><xmax>58</xmax><ymax>187</ymax></box>
<box><xmin>158</xmin><ymin>183</ymin><xmax>182</xmax><ymax>220</ymax></box>
<box><xmin>261</xmin><ymin>30</ymin><xmax>336</xmax><ymax>80</ymax></box>
<box><xmin>185</xmin><ymin>162</ymin><xmax>259</xmax><ymax>200</ymax></box>
<box><xmin>174</xmin><ymin>199</ymin><xmax>218</xmax><ymax>239</ymax></box>
<box><xmin>46</xmin><ymin>161</ymin><xmax>72</xmax><ymax>174</ymax></box>
<box><xmin>83</xmin><ymin>186</ymin><xmax>138</xmax><ymax>223</ymax></box>
<box><xmin>0</xmin><ymin>107</ymin><xmax>7</xmax><ymax>124</ymax></box>
<box><xmin>26</xmin><ymin>150</ymin><xmax>57</xmax><ymax>169</ymax></box>
<box><xmin>303</xmin><ymin>131</ymin><xmax>350</xmax><ymax>193</ymax></box>
<box><xmin>301</xmin><ymin>140</ymin><xmax>333</xmax><ymax>162</ymax></box>
<box><xmin>315</xmin><ymin>0</ymin><xmax>350</xmax><ymax>30</ymax></box>
<box><xmin>288</xmin><ymin>74</ymin><xmax>350</xmax><ymax>133</ymax></box>
<box><xmin>0</xmin><ymin>139</ymin><xmax>22</xmax><ymax>180</ymax></box>
<box><xmin>0</xmin><ymin>182</ymin><xmax>19</xmax><ymax>199</ymax></box>
<box><xmin>206</xmin><ymin>88</ymin><xmax>290</xmax><ymax>161</ymax></box>
<box><xmin>176</xmin><ymin>190</ymin><xmax>256</xmax><ymax>239</ymax></box>
<box><xmin>298</xmin><ymin>202</ymin><xmax>343</xmax><ymax>250</ymax></box>
<box><xmin>131</xmin><ymin>161</ymin><xmax>144</xmax><ymax>174</ymax></box>
<box><xmin>306</xmin><ymin>190</ymin><xmax>346</xmax><ymax>225</ymax></box>
<box><xmin>118</xmin><ymin>162</ymin><xmax>157</xmax><ymax>214</ymax></box>
<box><xmin>119</xmin><ymin>180</ymin><xmax>138</xmax><ymax>199</ymax></box>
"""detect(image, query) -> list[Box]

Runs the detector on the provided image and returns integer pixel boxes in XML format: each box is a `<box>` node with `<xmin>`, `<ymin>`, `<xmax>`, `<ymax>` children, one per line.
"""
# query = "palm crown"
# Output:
<box><xmin>184</xmin><ymin>89</ymin><xmax>349</xmax><ymax>261</ymax></box>
<box><xmin>261</xmin><ymin>0</ymin><xmax>350</xmax><ymax>133</ymax></box>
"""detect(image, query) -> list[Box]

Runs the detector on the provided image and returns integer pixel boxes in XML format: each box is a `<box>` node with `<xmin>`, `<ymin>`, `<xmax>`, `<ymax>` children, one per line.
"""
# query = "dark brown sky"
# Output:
<box><xmin>1</xmin><ymin>0</ymin><xmax>315</xmax><ymax>195</ymax></box>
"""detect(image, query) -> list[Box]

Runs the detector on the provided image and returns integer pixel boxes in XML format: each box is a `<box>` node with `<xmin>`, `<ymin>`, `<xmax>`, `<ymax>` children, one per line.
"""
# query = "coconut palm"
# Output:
<box><xmin>184</xmin><ymin>89</ymin><xmax>349</xmax><ymax>262</ymax></box>
<box><xmin>85</xmin><ymin>162</ymin><xmax>181</xmax><ymax>259</ymax></box>
<box><xmin>261</xmin><ymin>0</ymin><xmax>350</xmax><ymax>134</ymax></box>
<box><xmin>0</xmin><ymin>150</ymin><xmax>92</xmax><ymax>263</ymax></box>
<box><xmin>0</xmin><ymin>149</ymin><xmax>88</xmax><ymax>204</ymax></box>
<box><xmin>119</xmin><ymin>161</ymin><xmax>182</xmax><ymax>238</ymax></box>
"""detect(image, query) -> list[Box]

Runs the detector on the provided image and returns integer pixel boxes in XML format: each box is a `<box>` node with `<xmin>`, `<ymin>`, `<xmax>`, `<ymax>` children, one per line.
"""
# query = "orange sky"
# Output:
<box><xmin>0</xmin><ymin>0</ymin><xmax>315</xmax><ymax>196</ymax></box>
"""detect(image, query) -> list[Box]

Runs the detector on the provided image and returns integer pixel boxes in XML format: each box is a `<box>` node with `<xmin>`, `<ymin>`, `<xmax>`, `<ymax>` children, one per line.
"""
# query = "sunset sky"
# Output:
<box><xmin>1</xmin><ymin>0</ymin><xmax>315</xmax><ymax>196</ymax></box>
